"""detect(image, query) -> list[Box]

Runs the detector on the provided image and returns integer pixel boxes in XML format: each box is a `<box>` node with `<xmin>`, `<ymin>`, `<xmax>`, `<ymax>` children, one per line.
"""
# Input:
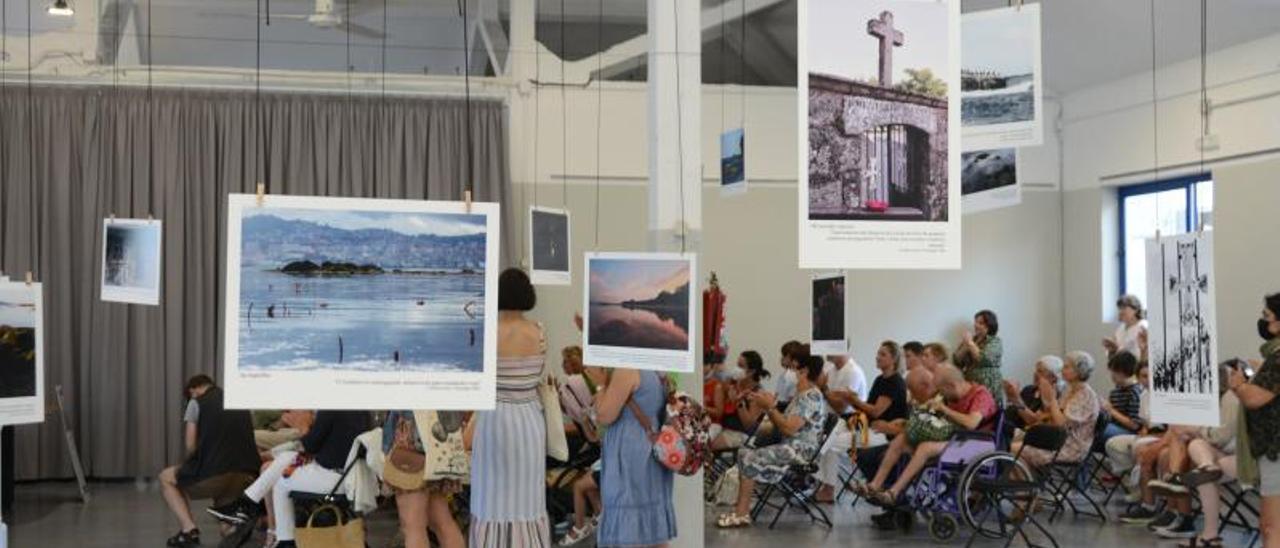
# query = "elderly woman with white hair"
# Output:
<box><xmin>1002</xmin><ymin>355</ymin><xmax>1066</xmax><ymax>431</ymax></box>
<box><xmin>1012</xmin><ymin>351</ymin><xmax>1102</xmax><ymax>468</ymax></box>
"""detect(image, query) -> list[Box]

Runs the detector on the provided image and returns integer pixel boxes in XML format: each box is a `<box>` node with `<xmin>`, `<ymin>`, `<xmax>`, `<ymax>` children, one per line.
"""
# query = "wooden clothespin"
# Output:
<box><xmin>256</xmin><ymin>183</ymin><xmax>266</xmax><ymax>207</ymax></box>
<box><xmin>1155</xmin><ymin>229</ymin><xmax>1162</xmax><ymax>242</ymax></box>
<box><xmin>24</xmin><ymin>271</ymin><xmax>33</xmax><ymax>286</ymax></box>
<box><xmin>109</xmin><ymin>212</ymin><xmax>116</xmax><ymax>222</ymax></box>
<box><xmin>463</xmin><ymin>190</ymin><xmax>473</xmax><ymax>214</ymax></box>
<box><xmin>148</xmin><ymin>212</ymin><xmax>155</xmax><ymax>222</ymax></box>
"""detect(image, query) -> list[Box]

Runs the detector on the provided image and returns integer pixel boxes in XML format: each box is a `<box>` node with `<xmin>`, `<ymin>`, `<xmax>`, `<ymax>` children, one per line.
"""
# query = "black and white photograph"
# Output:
<box><xmin>961</xmin><ymin>148</ymin><xmax>1021</xmax><ymax>214</ymax></box>
<box><xmin>583</xmin><ymin>252</ymin><xmax>696</xmax><ymax>373</ymax></box>
<box><xmin>0</xmin><ymin>281</ymin><xmax>44</xmax><ymax>426</ymax></box>
<box><xmin>529</xmin><ymin>206</ymin><xmax>571</xmax><ymax>286</ymax></box>
<box><xmin>811</xmin><ymin>273</ymin><xmax>847</xmax><ymax>355</ymax></box>
<box><xmin>961</xmin><ymin>4</ymin><xmax>1044</xmax><ymax>150</ymax></box>
<box><xmin>223</xmin><ymin>194</ymin><xmax>501</xmax><ymax>410</ymax></box>
<box><xmin>801</xmin><ymin>0</ymin><xmax>961</xmax><ymax>269</ymax></box>
<box><xmin>1145</xmin><ymin>232</ymin><xmax>1219</xmax><ymax>427</ymax></box>
<box><xmin>100</xmin><ymin>218</ymin><xmax>163</xmax><ymax>305</ymax></box>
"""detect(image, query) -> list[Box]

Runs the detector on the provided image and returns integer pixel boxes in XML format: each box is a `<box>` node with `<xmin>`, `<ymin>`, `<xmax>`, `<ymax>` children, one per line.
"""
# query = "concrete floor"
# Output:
<box><xmin>6</xmin><ymin>480</ymin><xmax>1260</xmax><ymax>547</ymax></box>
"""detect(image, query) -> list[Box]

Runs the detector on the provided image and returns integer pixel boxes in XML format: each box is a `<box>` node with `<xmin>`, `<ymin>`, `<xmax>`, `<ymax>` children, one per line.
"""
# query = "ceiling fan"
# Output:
<box><xmin>203</xmin><ymin>0</ymin><xmax>387</xmax><ymax>39</ymax></box>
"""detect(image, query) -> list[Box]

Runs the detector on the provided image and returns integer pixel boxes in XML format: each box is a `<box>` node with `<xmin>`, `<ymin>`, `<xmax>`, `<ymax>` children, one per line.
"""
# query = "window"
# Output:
<box><xmin>1118</xmin><ymin>174</ymin><xmax>1214</xmax><ymax>299</ymax></box>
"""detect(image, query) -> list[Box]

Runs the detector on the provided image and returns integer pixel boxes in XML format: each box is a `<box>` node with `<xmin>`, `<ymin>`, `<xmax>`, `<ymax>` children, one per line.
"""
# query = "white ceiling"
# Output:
<box><xmin>963</xmin><ymin>0</ymin><xmax>1280</xmax><ymax>95</ymax></box>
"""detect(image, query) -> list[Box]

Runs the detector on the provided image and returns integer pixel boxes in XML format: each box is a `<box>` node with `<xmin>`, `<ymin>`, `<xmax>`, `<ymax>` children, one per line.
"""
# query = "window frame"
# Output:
<box><xmin>1116</xmin><ymin>172</ymin><xmax>1213</xmax><ymax>296</ymax></box>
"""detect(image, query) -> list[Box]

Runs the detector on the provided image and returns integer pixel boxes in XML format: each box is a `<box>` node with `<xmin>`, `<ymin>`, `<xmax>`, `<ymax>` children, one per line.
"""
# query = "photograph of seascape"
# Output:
<box><xmin>235</xmin><ymin>206</ymin><xmax>488</xmax><ymax>373</ymax></box>
<box><xmin>587</xmin><ymin>257</ymin><xmax>691</xmax><ymax>352</ymax></box>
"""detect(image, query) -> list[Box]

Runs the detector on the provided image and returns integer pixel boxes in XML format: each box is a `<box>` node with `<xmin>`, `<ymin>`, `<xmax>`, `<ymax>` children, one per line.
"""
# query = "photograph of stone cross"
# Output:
<box><xmin>807</xmin><ymin>0</ymin><xmax>952</xmax><ymax>223</ymax></box>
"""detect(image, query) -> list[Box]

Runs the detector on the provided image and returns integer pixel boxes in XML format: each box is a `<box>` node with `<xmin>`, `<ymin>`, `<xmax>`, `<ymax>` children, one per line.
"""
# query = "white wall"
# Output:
<box><xmin>1213</xmin><ymin>158</ymin><xmax>1280</xmax><ymax>362</ymax></box>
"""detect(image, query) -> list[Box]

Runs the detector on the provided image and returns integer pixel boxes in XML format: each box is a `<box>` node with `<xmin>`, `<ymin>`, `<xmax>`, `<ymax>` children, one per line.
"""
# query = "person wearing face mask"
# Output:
<box><xmin>773</xmin><ymin>341</ymin><xmax>804</xmax><ymax>410</ymax></box>
<box><xmin>1105</xmin><ymin>294</ymin><xmax>1149</xmax><ymax>359</ymax></box>
<box><xmin>1227</xmin><ymin>293</ymin><xmax>1280</xmax><ymax>547</ymax></box>
<box><xmin>709</xmin><ymin>351</ymin><xmax>772</xmax><ymax>451</ymax></box>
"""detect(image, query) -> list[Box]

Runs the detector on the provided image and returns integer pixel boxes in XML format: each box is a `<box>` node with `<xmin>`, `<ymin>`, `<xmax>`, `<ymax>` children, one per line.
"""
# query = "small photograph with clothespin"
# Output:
<box><xmin>529</xmin><ymin>206</ymin><xmax>571</xmax><ymax>286</ymax></box>
<box><xmin>0</xmin><ymin>278</ymin><xmax>45</xmax><ymax>426</ymax></box>
<box><xmin>960</xmin><ymin>2</ymin><xmax>1045</xmax><ymax>150</ymax></box>
<box><xmin>100</xmin><ymin>217</ymin><xmax>164</xmax><ymax>306</ymax></box>
<box><xmin>222</xmin><ymin>193</ymin><xmax>503</xmax><ymax>411</ymax></box>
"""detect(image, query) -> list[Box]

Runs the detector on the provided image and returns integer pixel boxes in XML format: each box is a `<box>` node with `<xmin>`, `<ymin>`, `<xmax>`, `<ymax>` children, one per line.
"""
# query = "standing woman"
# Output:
<box><xmin>593</xmin><ymin>368</ymin><xmax>677</xmax><ymax>547</ymax></box>
<box><xmin>962</xmin><ymin>310</ymin><xmax>1005</xmax><ymax>406</ymax></box>
<box><xmin>384</xmin><ymin>411</ymin><xmax>466</xmax><ymax>548</ymax></box>
<box><xmin>1104</xmin><ymin>294</ymin><xmax>1148</xmax><ymax>359</ymax></box>
<box><xmin>1229</xmin><ymin>293</ymin><xmax>1280</xmax><ymax>547</ymax></box>
<box><xmin>470</xmin><ymin>269</ymin><xmax>550</xmax><ymax>547</ymax></box>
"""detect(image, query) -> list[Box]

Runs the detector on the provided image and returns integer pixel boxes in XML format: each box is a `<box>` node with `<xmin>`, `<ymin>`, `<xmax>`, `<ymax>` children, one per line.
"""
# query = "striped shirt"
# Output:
<box><xmin>1109</xmin><ymin>383</ymin><xmax>1144</xmax><ymax>429</ymax></box>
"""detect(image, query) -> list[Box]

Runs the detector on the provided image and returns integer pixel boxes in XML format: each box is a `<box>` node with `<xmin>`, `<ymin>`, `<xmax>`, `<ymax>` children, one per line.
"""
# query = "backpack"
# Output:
<box><xmin>627</xmin><ymin>375</ymin><xmax>712</xmax><ymax>476</ymax></box>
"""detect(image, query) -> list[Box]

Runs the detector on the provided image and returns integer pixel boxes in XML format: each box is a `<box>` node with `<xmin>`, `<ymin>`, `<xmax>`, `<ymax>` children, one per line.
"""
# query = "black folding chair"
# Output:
<box><xmin>964</xmin><ymin>424</ymin><xmax>1068</xmax><ymax>548</ymax></box>
<box><xmin>749</xmin><ymin>413</ymin><xmax>840</xmax><ymax>529</ymax></box>
<box><xmin>1044</xmin><ymin>413</ymin><xmax>1110</xmax><ymax>523</ymax></box>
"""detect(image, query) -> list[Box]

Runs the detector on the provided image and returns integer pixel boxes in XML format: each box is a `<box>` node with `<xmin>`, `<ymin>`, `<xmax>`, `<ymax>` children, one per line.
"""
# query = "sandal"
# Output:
<box><xmin>1178</xmin><ymin>537</ymin><xmax>1223</xmax><ymax>548</ymax></box>
<box><xmin>850</xmin><ymin>481</ymin><xmax>874</xmax><ymax>498</ymax></box>
<box><xmin>1183</xmin><ymin>466</ymin><xmax>1224</xmax><ymax>489</ymax></box>
<box><xmin>869</xmin><ymin>488</ymin><xmax>898</xmax><ymax>507</ymax></box>
<box><xmin>715</xmin><ymin>513</ymin><xmax>753</xmax><ymax>529</ymax></box>
<box><xmin>559</xmin><ymin>522</ymin><xmax>596</xmax><ymax>546</ymax></box>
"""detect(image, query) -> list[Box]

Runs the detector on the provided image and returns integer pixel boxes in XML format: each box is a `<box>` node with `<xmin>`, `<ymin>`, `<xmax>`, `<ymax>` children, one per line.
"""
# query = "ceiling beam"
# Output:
<box><xmin>721</xmin><ymin>18</ymin><xmax>792</xmax><ymax>85</ymax></box>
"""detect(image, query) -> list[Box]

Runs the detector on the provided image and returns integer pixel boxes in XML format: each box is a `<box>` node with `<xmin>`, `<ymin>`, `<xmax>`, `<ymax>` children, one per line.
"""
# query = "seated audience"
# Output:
<box><xmin>1106</xmin><ymin>361</ymin><xmax>1161</xmax><ymax>500</ymax></box>
<box><xmin>716</xmin><ymin>356</ymin><xmax>829</xmax><ymax>528</ymax></box>
<box><xmin>159</xmin><ymin>375</ymin><xmax>261</xmax><ymax>548</ymax></box>
<box><xmin>772</xmin><ymin>341</ymin><xmax>804</xmax><ymax>410</ymax></box>
<box><xmin>856</xmin><ymin>363</ymin><xmax>997</xmax><ymax>507</ymax></box>
<box><xmin>213</xmin><ymin>410</ymin><xmax>371</xmax><ymax>548</ymax></box>
<box><xmin>559</xmin><ymin>467</ymin><xmax>602</xmax><ymax>546</ymax></box>
<box><xmin>252</xmin><ymin>410</ymin><xmax>315</xmax><ymax>456</ymax></box>
<box><xmin>1104</xmin><ymin>294</ymin><xmax>1148</xmax><ymax>359</ymax></box>
<box><xmin>921</xmin><ymin>342</ymin><xmax>950</xmax><ymax>374</ymax></box>
<box><xmin>1099</xmin><ymin>351</ymin><xmax>1145</xmax><ymax>445</ymax></box>
<box><xmin>709</xmin><ymin>351</ymin><xmax>771</xmax><ymax>451</ymax></box>
<box><xmin>902</xmin><ymin>341</ymin><xmax>925</xmax><ymax>375</ymax></box>
<box><xmin>378</xmin><ymin>411</ymin><xmax>466</xmax><ymax>548</ymax></box>
<box><xmin>1011</xmin><ymin>351</ymin><xmax>1101</xmax><ymax>469</ymax></box>
<box><xmin>960</xmin><ymin>310</ymin><xmax>1005</xmax><ymax>406</ymax></box>
<box><xmin>559</xmin><ymin>345</ymin><xmax>604</xmax><ymax>451</ymax></box>
<box><xmin>814</xmin><ymin>341</ymin><xmax>909</xmax><ymax>503</ymax></box>
<box><xmin>1002</xmin><ymin>355</ymin><xmax>1065</xmax><ymax>431</ymax></box>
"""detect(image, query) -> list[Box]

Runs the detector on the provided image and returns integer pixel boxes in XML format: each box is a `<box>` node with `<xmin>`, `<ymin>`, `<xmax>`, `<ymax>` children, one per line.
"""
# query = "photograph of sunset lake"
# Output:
<box><xmin>235</xmin><ymin>207</ymin><xmax>488</xmax><ymax>373</ymax></box>
<box><xmin>587</xmin><ymin>257</ymin><xmax>690</xmax><ymax>351</ymax></box>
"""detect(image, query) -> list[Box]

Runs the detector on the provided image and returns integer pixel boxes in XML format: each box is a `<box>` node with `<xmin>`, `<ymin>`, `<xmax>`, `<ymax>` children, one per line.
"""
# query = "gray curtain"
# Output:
<box><xmin>0</xmin><ymin>85</ymin><xmax>511</xmax><ymax>479</ymax></box>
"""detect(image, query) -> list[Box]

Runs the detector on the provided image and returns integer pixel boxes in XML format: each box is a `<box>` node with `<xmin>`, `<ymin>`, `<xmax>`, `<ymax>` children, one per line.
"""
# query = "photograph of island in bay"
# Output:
<box><xmin>0</xmin><ymin>296</ymin><xmax>37</xmax><ymax>398</ymax></box>
<box><xmin>587</xmin><ymin>257</ymin><xmax>691</xmax><ymax>351</ymax></box>
<box><xmin>961</xmin><ymin>7</ymin><xmax>1037</xmax><ymax>127</ymax></box>
<box><xmin>235</xmin><ymin>207</ymin><xmax>487</xmax><ymax>373</ymax></box>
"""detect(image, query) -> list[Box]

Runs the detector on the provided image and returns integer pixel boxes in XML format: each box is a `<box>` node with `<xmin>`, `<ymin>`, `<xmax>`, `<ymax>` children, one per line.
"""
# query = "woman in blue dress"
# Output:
<box><xmin>593</xmin><ymin>368</ymin><xmax>677</xmax><ymax>547</ymax></box>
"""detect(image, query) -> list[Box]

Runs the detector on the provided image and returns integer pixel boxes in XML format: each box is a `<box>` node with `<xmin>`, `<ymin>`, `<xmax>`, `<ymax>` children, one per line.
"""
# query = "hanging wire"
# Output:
<box><xmin>256</xmin><ymin>0</ymin><xmax>263</xmax><ymax>192</ymax></box>
<box><xmin>593</xmin><ymin>0</ymin><xmax>603</xmax><ymax>248</ymax></box>
<box><xmin>460</xmin><ymin>0</ymin><xmax>475</xmax><ymax>200</ymax></box>
<box><xmin>1198</xmin><ymin>0</ymin><xmax>1207</xmax><ymax>179</ymax></box>
<box><xmin>559</xmin><ymin>0</ymin><xmax>568</xmax><ymax>206</ymax></box>
<box><xmin>345</xmin><ymin>0</ymin><xmax>353</xmax><ymax>196</ymax></box>
<box><xmin>1149</xmin><ymin>0</ymin><xmax>1159</xmax><ymax>185</ymax></box>
<box><xmin>671</xmin><ymin>0</ymin><xmax>687</xmax><ymax>254</ymax></box>
<box><xmin>718</xmin><ymin>0</ymin><xmax>725</xmax><ymax>138</ymax></box>
<box><xmin>532</xmin><ymin>0</ymin><xmax>541</xmax><ymax>208</ymax></box>
<box><xmin>380</xmin><ymin>0</ymin><xmax>388</xmax><ymax>195</ymax></box>
<box><xmin>0</xmin><ymin>0</ymin><xmax>6</xmax><ymax>253</ymax></box>
<box><xmin>26</xmin><ymin>0</ymin><xmax>37</xmax><ymax>268</ymax></box>
<box><xmin>739</xmin><ymin>0</ymin><xmax>746</xmax><ymax>133</ymax></box>
<box><xmin>147</xmin><ymin>0</ymin><xmax>156</xmax><ymax>216</ymax></box>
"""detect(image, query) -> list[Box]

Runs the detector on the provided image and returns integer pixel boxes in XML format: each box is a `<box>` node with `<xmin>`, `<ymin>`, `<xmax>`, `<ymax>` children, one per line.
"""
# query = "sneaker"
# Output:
<box><xmin>208</xmin><ymin>496</ymin><xmax>265</xmax><ymax>525</ymax></box>
<box><xmin>1149</xmin><ymin>477</ymin><xmax>1190</xmax><ymax>498</ymax></box>
<box><xmin>1119</xmin><ymin>506</ymin><xmax>1161</xmax><ymax>525</ymax></box>
<box><xmin>219</xmin><ymin>519</ymin><xmax>258</xmax><ymax>548</ymax></box>
<box><xmin>166</xmin><ymin>529</ymin><xmax>200</xmax><ymax>548</ymax></box>
<box><xmin>1146</xmin><ymin>511</ymin><xmax>1179</xmax><ymax>532</ymax></box>
<box><xmin>1156</xmin><ymin>514</ymin><xmax>1198</xmax><ymax>539</ymax></box>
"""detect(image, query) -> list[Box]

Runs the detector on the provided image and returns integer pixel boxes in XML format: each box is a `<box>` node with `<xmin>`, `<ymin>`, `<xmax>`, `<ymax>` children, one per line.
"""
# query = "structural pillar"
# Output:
<box><xmin>648</xmin><ymin>1</ymin><xmax>703</xmax><ymax>546</ymax></box>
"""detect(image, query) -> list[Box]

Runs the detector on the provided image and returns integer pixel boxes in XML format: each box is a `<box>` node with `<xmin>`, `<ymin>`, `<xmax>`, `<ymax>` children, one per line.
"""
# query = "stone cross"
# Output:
<box><xmin>867</xmin><ymin>11</ymin><xmax>904</xmax><ymax>87</ymax></box>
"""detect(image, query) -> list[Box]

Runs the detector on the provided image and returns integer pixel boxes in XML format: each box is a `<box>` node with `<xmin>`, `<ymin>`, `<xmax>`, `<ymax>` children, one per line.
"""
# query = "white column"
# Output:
<box><xmin>506</xmin><ymin>0</ymin><xmax>537</xmax><ymax>269</ymax></box>
<box><xmin>648</xmin><ymin>1</ymin><xmax>703</xmax><ymax>547</ymax></box>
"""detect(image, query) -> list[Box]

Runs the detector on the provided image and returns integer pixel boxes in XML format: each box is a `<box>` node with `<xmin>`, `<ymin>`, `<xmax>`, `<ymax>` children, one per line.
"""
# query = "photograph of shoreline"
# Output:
<box><xmin>235</xmin><ymin>206</ymin><xmax>488</xmax><ymax>373</ymax></box>
<box><xmin>101</xmin><ymin>219</ymin><xmax>163</xmax><ymax>305</ymax></box>
<box><xmin>0</xmin><ymin>281</ymin><xmax>43</xmax><ymax>425</ymax></box>
<box><xmin>587</xmin><ymin>257</ymin><xmax>691</xmax><ymax>351</ymax></box>
<box><xmin>960</xmin><ymin>4</ymin><xmax>1043</xmax><ymax>150</ymax></box>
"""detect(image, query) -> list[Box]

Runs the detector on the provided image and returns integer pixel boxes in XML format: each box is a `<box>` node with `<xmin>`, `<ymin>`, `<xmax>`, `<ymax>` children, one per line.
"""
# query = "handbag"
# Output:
<box><xmin>294</xmin><ymin>503</ymin><xmax>365</xmax><ymax>548</ymax></box>
<box><xmin>420</xmin><ymin>410</ymin><xmax>471</xmax><ymax>482</ymax></box>
<box><xmin>906</xmin><ymin>409</ymin><xmax>956</xmax><ymax>445</ymax></box>
<box><xmin>383</xmin><ymin>416</ymin><xmax>426</xmax><ymax>491</ymax></box>
<box><xmin>542</xmin><ymin>376</ymin><xmax>570</xmax><ymax>462</ymax></box>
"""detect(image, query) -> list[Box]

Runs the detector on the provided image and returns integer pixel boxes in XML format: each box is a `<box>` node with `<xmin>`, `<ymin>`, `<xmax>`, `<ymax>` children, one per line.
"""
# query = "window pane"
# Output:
<box><xmin>1196</xmin><ymin>180</ymin><xmax>1214</xmax><ymax>230</ymax></box>
<box><xmin>1123</xmin><ymin>188</ymin><xmax>1187</xmax><ymax>298</ymax></box>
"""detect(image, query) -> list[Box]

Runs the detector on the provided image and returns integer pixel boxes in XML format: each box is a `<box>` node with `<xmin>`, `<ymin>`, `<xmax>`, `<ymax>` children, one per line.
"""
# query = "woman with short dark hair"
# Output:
<box><xmin>470</xmin><ymin>268</ymin><xmax>551</xmax><ymax>547</ymax></box>
<box><xmin>961</xmin><ymin>310</ymin><xmax>1005</xmax><ymax>406</ymax></box>
<box><xmin>1227</xmin><ymin>293</ymin><xmax>1280</xmax><ymax>547</ymax></box>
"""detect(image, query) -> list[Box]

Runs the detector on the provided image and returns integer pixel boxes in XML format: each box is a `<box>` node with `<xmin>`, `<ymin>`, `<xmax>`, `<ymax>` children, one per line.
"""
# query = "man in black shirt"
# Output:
<box><xmin>159</xmin><ymin>375</ymin><xmax>260</xmax><ymax>548</ymax></box>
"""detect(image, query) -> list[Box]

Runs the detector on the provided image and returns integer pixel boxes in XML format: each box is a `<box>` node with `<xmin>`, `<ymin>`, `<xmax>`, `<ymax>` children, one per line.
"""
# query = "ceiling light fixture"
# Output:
<box><xmin>48</xmin><ymin>0</ymin><xmax>74</xmax><ymax>17</ymax></box>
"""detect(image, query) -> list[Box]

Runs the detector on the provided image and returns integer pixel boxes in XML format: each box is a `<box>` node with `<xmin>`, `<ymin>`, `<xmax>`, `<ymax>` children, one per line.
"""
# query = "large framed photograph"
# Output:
<box><xmin>0</xmin><ymin>281</ymin><xmax>44</xmax><ymax>426</ymax></box>
<box><xmin>529</xmin><ymin>206</ymin><xmax>571</xmax><ymax>286</ymax></box>
<box><xmin>961</xmin><ymin>4</ymin><xmax>1044</xmax><ymax>150</ymax></box>
<box><xmin>583</xmin><ymin>252</ymin><xmax>696</xmax><ymax>373</ymax></box>
<box><xmin>223</xmin><ymin>194</ymin><xmax>499</xmax><ymax>410</ymax></box>
<box><xmin>961</xmin><ymin>148</ymin><xmax>1021</xmax><ymax>214</ymax></box>
<box><xmin>811</xmin><ymin>273</ymin><xmax>848</xmax><ymax>355</ymax></box>
<box><xmin>800</xmin><ymin>0</ymin><xmax>962</xmax><ymax>269</ymax></box>
<box><xmin>101</xmin><ymin>218</ymin><xmax>163</xmax><ymax>305</ymax></box>
<box><xmin>1146</xmin><ymin>232</ymin><xmax>1219</xmax><ymax>427</ymax></box>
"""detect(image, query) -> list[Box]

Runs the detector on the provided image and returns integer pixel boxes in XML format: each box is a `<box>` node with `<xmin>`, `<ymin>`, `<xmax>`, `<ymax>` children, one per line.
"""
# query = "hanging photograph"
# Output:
<box><xmin>961</xmin><ymin>4</ymin><xmax>1044</xmax><ymax>150</ymax></box>
<box><xmin>961</xmin><ymin>148</ymin><xmax>1021</xmax><ymax>214</ymax></box>
<box><xmin>800</xmin><ymin>0</ymin><xmax>962</xmax><ymax>269</ymax></box>
<box><xmin>1145</xmin><ymin>232</ymin><xmax>1219</xmax><ymax>428</ymax></box>
<box><xmin>223</xmin><ymin>194</ymin><xmax>500</xmax><ymax>410</ymax></box>
<box><xmin>529</xmin><ymin>206</ymin><xmax>571</xmax><ymax>286</ymax></box>
<box><xmin>720</xmin><ymin>128</ymin><xmax>747</xmax><ymax>195</ymax></box>
<box><xmin>100</xmin><ymin>218</ymin><xmax>164</xmax><ymax>305</ymax></box>
<box><xmin>0</xmin><ymin>281</ymin><xmax>44</xmax><ymax>426</ymax></box>
<box><xmin>810</xmin><ymin>273</ymin><xmax>847</xmax><ymax>355</ymax></box>
<box><xmin>583</xmin><ymin>252</ymin><xmax>696</xmax><ymax>373</ymax></box>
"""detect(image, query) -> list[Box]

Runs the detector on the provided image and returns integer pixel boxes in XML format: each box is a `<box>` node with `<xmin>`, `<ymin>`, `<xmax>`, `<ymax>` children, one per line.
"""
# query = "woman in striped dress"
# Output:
<box><xmin>470</xmin><ymin>269</ymin><xmax>550</xmax><ymax>547</ymax></box>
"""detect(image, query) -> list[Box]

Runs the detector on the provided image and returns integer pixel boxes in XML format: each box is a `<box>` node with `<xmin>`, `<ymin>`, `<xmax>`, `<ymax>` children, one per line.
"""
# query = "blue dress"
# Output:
<box><xmin>598</xmin><ymin>371</ymin><xmax>677</xmax><ymax>547</ymax></box>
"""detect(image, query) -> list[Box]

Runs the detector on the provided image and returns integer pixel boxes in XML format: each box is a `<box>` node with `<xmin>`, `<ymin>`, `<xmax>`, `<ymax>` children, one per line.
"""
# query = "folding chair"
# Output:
<box><xmin>964</xmin><ymin>424</ymin><xmax>1068</xmax><ymax>548</ymax></box>
<box><xmin>749</xmin><ymin>413</ymin><xmax>840</xmax><ymax>529</ymax></box>
<box><xmin>1044</xmin><ymin>414</ymin><xmax>1110</xmax><ymax>523</ymax></box>
<box><xmin>1217</xmin><ymin>481</ymin><xmax>1261</xmax><ymax>546</ymax></box>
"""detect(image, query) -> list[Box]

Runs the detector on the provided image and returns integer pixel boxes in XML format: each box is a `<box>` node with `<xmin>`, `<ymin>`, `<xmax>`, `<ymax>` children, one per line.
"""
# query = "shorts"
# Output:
<box><xmin>1261</xmin><ymin>457</ymin><xmax>1280</xmax><ymax>497</ymax></box>
<box><xmin>181</xmin><ymin>472</ymin><xmax>255</xmax><ymax>507</ymax></box>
